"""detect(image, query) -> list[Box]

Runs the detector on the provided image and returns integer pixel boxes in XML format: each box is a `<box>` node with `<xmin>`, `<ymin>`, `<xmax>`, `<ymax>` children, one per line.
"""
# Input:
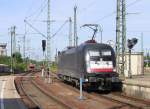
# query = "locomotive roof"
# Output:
<box><xmin>80</xmin><ymin>43</ymin><xmax>112</xmax><ymax>49</ymax></box>
<box><xmin>59</xmin><ymin>43</ymin><xmax>113</xmax><ymax>55</ymax></box>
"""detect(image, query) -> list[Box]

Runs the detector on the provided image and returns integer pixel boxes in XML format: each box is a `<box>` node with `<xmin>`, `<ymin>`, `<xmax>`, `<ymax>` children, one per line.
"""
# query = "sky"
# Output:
<box><xmin>0</xmin><ymin>0</ymin><xmax>150</xmax><ymax>61</ymax></box>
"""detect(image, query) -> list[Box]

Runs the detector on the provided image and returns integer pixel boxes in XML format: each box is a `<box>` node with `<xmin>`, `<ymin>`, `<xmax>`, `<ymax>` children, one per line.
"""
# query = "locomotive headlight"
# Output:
<box><xmin>85</xmin><ymin>78</ymin><xmax>89</xmax><ymax>82</ymax></box>
<box><xmin>113</xmin><ymin>68</ymin><xmax>116</xmax><ymax>72</ymax></box>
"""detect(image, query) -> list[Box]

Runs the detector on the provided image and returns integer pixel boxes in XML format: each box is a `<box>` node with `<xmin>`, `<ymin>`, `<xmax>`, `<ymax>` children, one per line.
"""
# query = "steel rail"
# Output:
<box><xmin>31</xmin><ymin>80</ymin><xmax>71</xmax><ymax>109</ymax></box>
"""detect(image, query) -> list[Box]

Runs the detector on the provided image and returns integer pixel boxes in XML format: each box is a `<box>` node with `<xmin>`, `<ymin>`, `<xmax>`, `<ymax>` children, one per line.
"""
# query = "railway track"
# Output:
<box><xmin>15</xmin><ymin>72</ymin><xmax>70</xmax><ymax>109</ymax></box>
<box><xmin>48</xmin><ymin>74</ymin><xmax>150</xmax><ymax>109</ymax></box>
<box><xmin>15</xmin><ymin>72</ymin><xmax>150</xmax><ymax>109</ymax></box>
<box><xmin>112</xmin><ymin>92</ymin><xmax>150</xmax><ymax>106</ymax></box>
<box><xmin>15</xmin><ymin>73</ymin><xmax>38</xmax><ymax>109</ymax></box>
<box><xmin>92</xmin><ymin>93</ymin><xmax>150</xmax><ymax>109</ymax></box>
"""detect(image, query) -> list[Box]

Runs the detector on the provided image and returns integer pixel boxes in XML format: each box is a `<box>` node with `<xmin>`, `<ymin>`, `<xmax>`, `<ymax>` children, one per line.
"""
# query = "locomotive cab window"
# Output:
<box><xmin>89</xmin><ymin>51</ymin><xmax>100</xmax><ymax>61</ymax></box>
<box><xmin>101</xmin><ymin>50</ymin><xmax>111</xmax><ymax>56</ymax></box>
<box><xmin>85</xmin><ymin>49</ymin><xmax>113</xmax><ymax>73</ymax></box>
<box><xmin>101</xmin><ymin>50</ymin><xmax>112</xmax><ymax>61</ymax></box>
<box><xmin>86</xmin><ymin>50</ymin><xmax>112</xmax><ymax>61</ymax></box>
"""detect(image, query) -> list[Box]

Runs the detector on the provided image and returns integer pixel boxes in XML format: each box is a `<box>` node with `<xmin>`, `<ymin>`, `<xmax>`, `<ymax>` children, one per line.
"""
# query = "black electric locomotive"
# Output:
<box><xmin>57</xmin><ymin>40</ymin><xmax>120</xmax><ymax>90</ymax></box>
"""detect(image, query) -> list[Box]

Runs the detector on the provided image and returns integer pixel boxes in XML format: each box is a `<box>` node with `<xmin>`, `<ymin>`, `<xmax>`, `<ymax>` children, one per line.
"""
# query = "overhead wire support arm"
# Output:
<box><xmin>51</xmin><ymin>20</ymin><xmax>69</xmax><ymax>38</ymax></box>
<box><xmin>24</xmin><ymin>19</ymin><xmax>68</xmax><ymax>39</ymax></box>
<box><xmin>24</xmin><ymin>19</ymin><xmax>47</xmax><ymax>38</ymax></box>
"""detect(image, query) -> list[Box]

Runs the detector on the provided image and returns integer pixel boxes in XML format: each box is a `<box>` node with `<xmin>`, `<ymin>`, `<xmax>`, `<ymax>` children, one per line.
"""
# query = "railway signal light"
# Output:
<box><xmin>42</xmin><ymin>40</ymin><xmax>46</xmax><ymax>52</ymax></box>
<box><xmin>127</xmin><ymin>38</ymin><xmax>138</xmax><ymax>49</ymax></box>
<box><xmin>12</xmin><ymin>53</ymin><xmax>15</xmax><ymax>58</ymax></box>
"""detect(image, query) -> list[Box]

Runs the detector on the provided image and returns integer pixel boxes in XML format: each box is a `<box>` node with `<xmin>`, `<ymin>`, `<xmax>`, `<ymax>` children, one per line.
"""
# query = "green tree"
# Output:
<box><xmin>13</xmin><ymin>52</ymin><xmax>23</xmax><ymax>63</ymax></box>
<box><xmin>0</xmin><ymin>56</ymin><xmax>11</xmax><ymax>66</ymax></box>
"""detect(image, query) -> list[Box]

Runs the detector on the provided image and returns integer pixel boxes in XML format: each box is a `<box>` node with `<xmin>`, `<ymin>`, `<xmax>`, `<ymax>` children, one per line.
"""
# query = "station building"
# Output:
<box><xmin>125</xmin><ymin>52</ymin><xmax>144</xmax><ymax>77</ymax></box>
<box><xmin>0</xmin><ymin>43</ymin><xmax>7</xmax><ymax>56</ymax></box>
<box><xmin>118</xmin><ymin>52</ymin><xmax>144</xmax><ymax>77</ymax></box>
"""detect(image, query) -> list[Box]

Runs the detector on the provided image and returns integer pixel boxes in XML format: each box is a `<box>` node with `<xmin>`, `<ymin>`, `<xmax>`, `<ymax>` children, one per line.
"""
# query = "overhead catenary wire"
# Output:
<box><xmin>127</xmin><ymin>0</ymin><xmax>142</xmax><ymax>7</ymax></box>
<box><xmin>0</xmin><ymin>33</ymin><xmax>9</xmax><ymax>37</ymax></box>
<box><xmin>32</xmin><ymin>0</ymin><xmax>48</xmax><ymax>21</ymax></box>
<box><xmin>78</xmin><ymin>0</ymin><xmax>98</xmax><ymax>14</ymax></box>
<box><xmin>128</xmin><ymin>30</ymin><xmax>150</xmax><ymax>33</ymax></box>
<box><xmin>51</xmin><ymin>20</ymin><xmax>69</xmax><ymax>38</ymax></box>
<box><xmin>24</xmin><ymin>0</ymin><xmax>48</xmax><ymax>35</ymax></box>
<box><xmin>24</xmin><ymin>20</ymin><xmax>47</xmax><ymax>38</ymax></box>
<box><xmin>26</xmin><ymin>0</ymin><xmax>47</xmax><ymax>20</ymax></box>
<box><xmin>25</xmin><ymin>0</ymin><xmax>36</xmax><ymax>17</ymax></box>
<box><xmin>94</xmin><ymin>0</ymin><xmax>143</xmax><ymax>23</ymax></box>
<box><xmin>24</xmin><ymin>19</ymin><xmax>69</xmax><ymax>39</ymax></box>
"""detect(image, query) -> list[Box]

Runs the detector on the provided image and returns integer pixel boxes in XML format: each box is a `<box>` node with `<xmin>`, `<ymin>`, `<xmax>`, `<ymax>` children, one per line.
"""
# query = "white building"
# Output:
<box><xmin>119</xmin><ymin>52</ymin><xmax>144</xmax><ymax>77</ymax></box>
<box><xmin>0</xmin><ymin>43</ymin><xmax>7</xmax><ymax>56</ymax></box>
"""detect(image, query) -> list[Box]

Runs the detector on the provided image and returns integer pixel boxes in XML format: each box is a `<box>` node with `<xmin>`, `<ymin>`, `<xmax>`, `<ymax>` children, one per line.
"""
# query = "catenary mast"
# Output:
<box><xmin>47</xmin><ymin>0</ymin><xmax>51</xmax><ymax>67</ymax></box>
<box><xmin>116</xmin><ymin>0</ymin><xmax>127</xmax><ymax>76</ymax></box>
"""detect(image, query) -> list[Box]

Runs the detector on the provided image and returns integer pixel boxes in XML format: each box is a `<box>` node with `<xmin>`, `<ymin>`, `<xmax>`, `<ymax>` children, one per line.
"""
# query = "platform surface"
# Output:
<box><xmin>123</xmin><ymin>73</ymin><xmax>150</xmax><ymax>87</ymax></box>
<box><xmin>123</xmin><ymin>73</ymin><xmax>150</xmax><ymax>100</ymax></box>
<box><xmin>0</xmin><ymin>75</ymin><xmax>27</xmax><ymax>109</ymax></box>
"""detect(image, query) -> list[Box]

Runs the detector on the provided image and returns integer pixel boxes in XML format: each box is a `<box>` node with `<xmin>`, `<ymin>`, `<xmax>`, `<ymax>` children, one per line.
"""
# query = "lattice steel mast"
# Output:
<box><xmin>116</xmin><ymin>0</ymin><xmax>127</xmax><ymax>76</ymax></box>
<box><xmin>69</xmin><ymin>17</ymin><xmax>72</xmax><ymax>46</ymax></box>
<box><xmin>12</xmin><ymin>26</ymin><xmax>16</xmax><ymax>54</ymax></box>
<box><xmin>74</xmin><ymin>6</ymin><xmax>78</xmax><ymax>47</ymax></box>
<box><xmin>47</xmin><ymin>0</ymin><xmax>51</xmax><ymax>67</ymax></box>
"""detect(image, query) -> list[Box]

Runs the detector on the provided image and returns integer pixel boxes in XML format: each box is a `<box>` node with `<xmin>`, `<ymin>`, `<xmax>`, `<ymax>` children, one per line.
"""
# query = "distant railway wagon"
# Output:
<box><xmin>0</xmin><ymin>64</ymin><xmax>10</xmax><ymax>73</ymax></box>
<box><xmin>28</xmin><ymin>63</ymin><xmax>35</xmax><ymax>72</ymax></box>
<box><xmin>57</xmin><ymin>40</ymin><xmax>121</xmax><ymax>90</ymax></box>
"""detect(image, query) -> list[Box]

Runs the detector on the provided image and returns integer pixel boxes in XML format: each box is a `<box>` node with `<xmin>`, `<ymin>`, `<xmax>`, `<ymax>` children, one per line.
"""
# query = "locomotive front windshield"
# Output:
<box><xmin>89</xmin><ymin>50</ymin><xmax>112</xmax><ymax>61</ymax></box>
<box><xmin>85</xmin><ymin>49</ymin><xmax>113</xmax><ymax>73</ymax></box>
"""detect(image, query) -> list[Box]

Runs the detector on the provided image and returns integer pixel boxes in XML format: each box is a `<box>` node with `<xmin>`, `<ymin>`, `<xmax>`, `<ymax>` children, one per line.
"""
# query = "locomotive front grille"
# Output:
<box><xmin>88</xmin><ymin>77</ymin><xmax>97</xmax><ymax>82</ymax></box>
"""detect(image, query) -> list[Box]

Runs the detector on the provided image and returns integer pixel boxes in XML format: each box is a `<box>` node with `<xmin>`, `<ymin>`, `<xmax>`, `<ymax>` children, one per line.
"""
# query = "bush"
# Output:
<box><xmin>50</xmin><ymin>62</ymin><xmax>58</xmax><ymax>73</ymax></box>
<box><xmin>14</xmin><ymin>63</ymin><xmax>27</xmax><ymax>73</ymax></box>
<box><xmin>0</xmin><ymin>56</ymin><xmax>11</xmax><ymax>66</ymax></box>
<box><xmin>144</xmin><ymin>62</ymin><xmax>150</xmax><ymax>67</ymax></box>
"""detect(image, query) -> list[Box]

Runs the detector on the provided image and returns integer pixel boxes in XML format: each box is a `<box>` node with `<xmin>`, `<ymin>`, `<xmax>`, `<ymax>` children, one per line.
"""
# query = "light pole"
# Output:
<box><xmin>10</xmin><ymin>27</ymin><xmax>13</xmax><ymax>73</ymax></box>
<box><xmin>17</xmin><ymin>41</ymin><xmax>21</xmax><ymax>53</ymax></box>
<box><xmin>10</xmin><ymin>26</ymin><xmax>16</xmax><ymax>74</ymax></box>
<box><xmin>128</xmin><ymin>49</ymin><xmax>131</xmax><ymax>78</ymax></box>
